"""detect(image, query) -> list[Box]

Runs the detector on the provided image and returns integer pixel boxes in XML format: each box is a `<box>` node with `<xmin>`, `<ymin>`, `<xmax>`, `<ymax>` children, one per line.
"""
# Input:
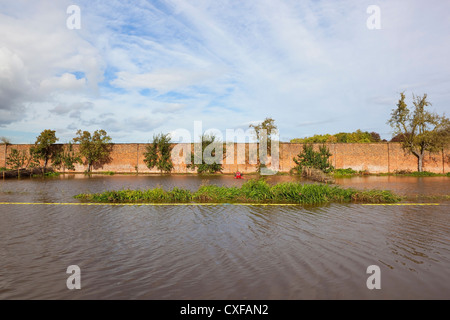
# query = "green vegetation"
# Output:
<box><xmin>143</xmin><ymin>133</ymin><xmax>174</xmax><ymax>173</ymax></box>
<box><xmin>73</xmin><ymin>129</ymin><xmax>113</xmax><ymax>172</ymax></box>
<box><xmin>293</xmin><ymin>144</ymin><xmax>334</xmax><ymax>173</ymax></box>
<box><xmin>52</xmin><ymin>142</ymin><xmax>82</xmax><ymax>172</ymax></box>
<box><xmin>388</xmin><ymin>92</ymin><xmax>450</xmax><ymax>172</ymax></box>
<box><xmin>31</xmin><ymin>129</ymin><xmax>59</xmax><ymax>172</ymax></box>
<box><xmin>97</xmin><ymin>171</ymin><xmax>115</xmax><ymax>175</ymax></box>
<box><xmin>249</xmin><ymin>117</ymin><xmax>278</xmax><ymax>173</ymax></box>
<box><xmin>1</xmin><ymin>137</ymin><xmax>11</xmax><ymax>169</ymax></box>
<box><xmin>331</xmin><ymin>168</ymin><xmax>448</xmax><ymax>177</ymax></box>
<box><xmin>291</xmin><ymin>129</ymin><xmax>382</xmax><ymax>144</ymax></box>
<box><xmin>406</xmin><ymin>171</ymin><xmax>440</xmax><ymax>177</ymax></box>
<box><xmin>74</xmin><ymin>178</ymin><xmax>402</xmax><ymax>204</ymax></box>
<box><xmin>187</xmin><ymin>134</ymin><xmax>223</xmax><ymax>174</ymax></box>
<box><xmin>333</xmin><ymin>168</ymin><xmax>358</xmax><ymax>177</ymax></box>
<box><xmin>6</xmin><ymin>149</ymin><xmax>27</xmax><ymax>176</ymax></box>
<box><xmin>393</xmin><ymin>170</ymin><xmax>442</xmax><ymax>177</ymax></box>
<box><xmin>249</xmin><ymin>117</ymin><xmax>278</xmax><ymax>150</ymax></box>
<box><xmin>32</xmin><ymin>171</ymin><xmax>61</xmax><ymax>178</ymax></box>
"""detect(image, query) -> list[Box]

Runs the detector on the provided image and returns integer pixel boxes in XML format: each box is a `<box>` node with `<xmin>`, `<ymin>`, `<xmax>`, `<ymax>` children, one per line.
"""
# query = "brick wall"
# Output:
<box><xmin>0</xmin><ymin>143</ymin><xmax>448</xmax><ymax>173</ymax></box>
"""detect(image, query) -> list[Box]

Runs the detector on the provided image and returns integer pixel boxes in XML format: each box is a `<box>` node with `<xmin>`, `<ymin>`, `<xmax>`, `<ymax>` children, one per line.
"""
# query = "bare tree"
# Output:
<box><xmin>388</xmin><ymin>92</ymin><xmax>450</xmax><ymax>172</ymax></box>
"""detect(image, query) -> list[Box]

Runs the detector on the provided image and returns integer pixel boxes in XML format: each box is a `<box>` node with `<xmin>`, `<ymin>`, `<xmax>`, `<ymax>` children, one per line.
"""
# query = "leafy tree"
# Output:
<box><xmin>187</xmin><ymin>134</ymin><xmax>223</xmax><ymax>174</ymax></box>
<box><xmin>370</xmin><ymin>132</ymin><xmax>381</xmax><ymax>142</ymax></box>
<box><xmin>6</xmin><ymin>148</ymin><xmax>27</xmax><ymax>177</ymax></box>
<box><xmin>249</xmin><ymin>117</ymin><xmax>278</xmax><ymax>154</ymax></box>
<box><xmin>72</xmin><ymin>129</ymin><xmax>113</xmax><ymax>172</ymax></box>
<box><xmin>27</xmin><ymin>147</ymin><xmax>42</xmax><ymax>168</ymax></box>
<box><xmin>33</xmin><ymin>129</ymin><xmax>59</xmax><ymax>171</ymax></box>
<box><xmin>293</xmin><ymin>144</ymin><xmax>334</xmax><ymax>173</ymax></box>
<box><xmin>1</xmin><ymin>136</ymin><xmax>11</xmax><ymax>170</ymax></box>
<box><xmin>390</xmin><ymin>132</ymin><xmax>411</xmax><ymax>142</ymax></box>
<box><xmin>388</xmin><ymin>92</ymin><xmax>450</xmax><ymax>172</ymax></box>
<box><xmin>52</xmin><ymin>143</ymin><xmax>82</xmax><ymax>172</ymax></box>
<box><xmin>249</xmin><ymin>117</ymin><xmax>279</xmax><ymax>173</ymax></box>
<box><xmin>143</xmin><ymin>133</ymin><xmax>174</xmax><ymax>173</ymax></box>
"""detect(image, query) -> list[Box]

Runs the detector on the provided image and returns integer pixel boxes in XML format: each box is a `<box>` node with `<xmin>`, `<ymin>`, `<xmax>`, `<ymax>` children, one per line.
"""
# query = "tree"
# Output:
<box><xmin>1</xmin><ymin>136</ymin><xmax>11</xmax><ymax>170</ymax></box>
<box><xmin>72</xmin><ymin>129</ymin><xmax>113</xmax><ymax>172</ymax></box>
<box><xmin>52</xmin><ymin>142</ymin><xmax>82</xmax><ymax>172</ymax></box>
<box><xmin>390</xmin><ymin>132</ymin><xmax>410</xmax><ymax>142</ymax></box>
<box><xmin>33</xmin><ymin>129</ymin><xmax>59</xmax><ymax>172</ymax></box>
<box><xmin>249</xmin><ymin>117</ymin><xmax>278</xmax><ymax>153</ymax></box>
<box><xmin>143</xmin><ymin>133</ymin><xmax>174</xmax><ymax>173</ymax></box>
<box><xmin>293</xmin><ymin>144</ymin><xmax>334</xmax><ymax>173</ymax></box>
<box><xmin>6</xmin><ymin>148</ymin><xmax>27</xmax><ymax>177</ymax></box>
<box><xmin>388</xmin><ymin>92</ymin><xmax>450</xmax><ymax>172</ymax></box>
<box><xmin>370</xmin><ymin>132</ymin><xmax>381</xmax><ymax>142</ymax></box>
<box><xmin>249</xmin><ymin>117</ymin><xmax>279</xmax><ymax>173</ymax></box>
<box><xmin>187</xmin><ymin>133</ymin><xmax>223</xmax><ymax>174</ymax></box>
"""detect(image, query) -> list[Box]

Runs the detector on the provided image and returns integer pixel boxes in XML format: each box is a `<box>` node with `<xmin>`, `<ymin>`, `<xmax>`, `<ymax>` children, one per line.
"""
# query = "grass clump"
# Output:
<box><xmin>393</xmin><ymin>170</ymin><xmax>442</xmax><ymax>177</ymax></box>
<box><xmin>100</xmin><ymin>171</ymin><xmax>115</xmax><ymax>175</ymax></box>
<box><xmin>75</xmin><ymin>178</ymin><xmax>402</xmax><ymax>204</ymax></box>
<box><xmin>334</xmin><ymin>168</ymin><xmax>358</xmax><ymax>177</ymax></box>
<box><xmin>406</xmin><ymin>171</ymin><xmax>439</xmax><ymax>177</ymax></box>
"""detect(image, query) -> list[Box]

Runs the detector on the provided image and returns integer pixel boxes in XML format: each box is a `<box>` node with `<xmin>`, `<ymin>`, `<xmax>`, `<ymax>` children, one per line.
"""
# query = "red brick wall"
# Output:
<box><xmin>1</xmin><ymin>143</ymin><xmax>448</xmax><ymax>174</ymax></box>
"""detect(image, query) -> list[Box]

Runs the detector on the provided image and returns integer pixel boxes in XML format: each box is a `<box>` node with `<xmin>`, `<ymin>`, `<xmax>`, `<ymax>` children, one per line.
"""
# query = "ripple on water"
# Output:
<box><xmin>0</xmin><ymin>176</ymin><xmax>449</xmax><ymax>299</ymax></box>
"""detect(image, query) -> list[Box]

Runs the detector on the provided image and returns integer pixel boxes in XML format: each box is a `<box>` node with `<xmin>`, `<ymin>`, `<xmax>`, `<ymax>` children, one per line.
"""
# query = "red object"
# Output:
<box><xmin>234</xmin><ymin>171</ymin><xmax>242</xmax><ymax>179</ymax></box>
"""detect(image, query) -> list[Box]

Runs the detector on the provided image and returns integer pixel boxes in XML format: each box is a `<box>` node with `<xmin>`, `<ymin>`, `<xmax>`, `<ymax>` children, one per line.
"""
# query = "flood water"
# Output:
<box><xmin>0</xmin><ymin>174</ymin><xmax>449</xmax><ymax>299</ymax></box>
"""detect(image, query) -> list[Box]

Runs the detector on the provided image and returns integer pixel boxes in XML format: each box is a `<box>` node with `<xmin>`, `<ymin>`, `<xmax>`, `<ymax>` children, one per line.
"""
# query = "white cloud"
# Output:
<box><xmin>50</xmin><ymin>101</ymin><xmax>93</xmax><ymax>115</ymax></box>
<box><xmin>40</xmin><ymin>73</ymin><xmax>86</xmax><ymax>92</ymax></box>
<box><xmin>1</xmin><ymin>0</ymin><xmax>450</xmax><ymax>142</ymax></box>
<box><xmin>0</xmin><ymin>46</ymin><xmax>35</xmax><ymax>125</ymax></box>
<box><xmin>112</xmin><ymin>68</ymin><xmax>221</xmax><ymax>93</ymax></box>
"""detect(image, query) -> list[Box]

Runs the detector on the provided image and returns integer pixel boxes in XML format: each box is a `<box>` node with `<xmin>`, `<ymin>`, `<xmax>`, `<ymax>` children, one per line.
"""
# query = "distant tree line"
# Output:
<box><xmin>290</xmin><ymin>129</ymin><xmax>383</xmax><ymax>144</ymax></box>
<box><xmin>2</xmin><ymin>129</ymin><xmax>113</xmax><ymax>176</ymax></box>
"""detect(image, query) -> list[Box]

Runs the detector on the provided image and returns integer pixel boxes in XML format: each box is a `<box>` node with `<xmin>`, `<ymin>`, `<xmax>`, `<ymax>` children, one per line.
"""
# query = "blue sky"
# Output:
<box><xmin>0</xmin><ymin>0</ymin><xmax>449</xmax><ymax>143</ymax></box>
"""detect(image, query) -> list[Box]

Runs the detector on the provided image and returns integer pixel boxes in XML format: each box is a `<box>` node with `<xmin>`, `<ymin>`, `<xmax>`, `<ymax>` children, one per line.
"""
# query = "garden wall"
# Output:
<box><xmin>1</xmin><ymin>143</ymin><xmax>448</xmax><ymax>174</ymax></box>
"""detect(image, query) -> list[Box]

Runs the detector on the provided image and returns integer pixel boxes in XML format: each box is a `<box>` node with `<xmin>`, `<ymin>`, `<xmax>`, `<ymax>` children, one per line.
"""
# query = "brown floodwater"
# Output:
<box><xmin>0</xmin><ymin>174</ymin><xmax>449</xmax><ymax>299</ymax></box>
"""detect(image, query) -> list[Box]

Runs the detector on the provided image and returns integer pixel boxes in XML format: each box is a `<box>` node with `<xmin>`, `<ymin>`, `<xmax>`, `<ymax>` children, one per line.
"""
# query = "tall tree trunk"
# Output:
<box><xmin>417</xmin><ymin>154</ymin><xmax>423</xmax><ymax>172</ymax></box>
<box><xmin>3</xmin><ymin>144</ymin><xmax>6</xmax><ymax>168</ymax></box>
<box><xmin>2</xmin><ymin>143</ymin><xmax>5</xmax><ymax>180</ymax></box>
<box><xmin>43</xmin><ymin>158</ymin><xmax>48</xmax><ymax>175</ymax></box>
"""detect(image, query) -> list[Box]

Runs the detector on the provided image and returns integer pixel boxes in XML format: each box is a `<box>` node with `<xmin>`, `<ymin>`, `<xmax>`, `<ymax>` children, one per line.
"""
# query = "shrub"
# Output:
<box><xmin>143</xmin><ymin>133</ymin><xmax>173</xmax><ymax>173</ymax></box>
<box><xmin>293</xmin><ymin>144</ymin><xmax>334</xmax><ymax>173</ymax></box>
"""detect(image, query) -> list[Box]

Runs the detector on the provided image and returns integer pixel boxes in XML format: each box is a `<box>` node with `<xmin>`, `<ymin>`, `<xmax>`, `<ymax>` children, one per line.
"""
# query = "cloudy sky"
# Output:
<box><xmin>1</xmin><ymin>0</ymin><xmax>449</xmax><ymax>143</ymax></box>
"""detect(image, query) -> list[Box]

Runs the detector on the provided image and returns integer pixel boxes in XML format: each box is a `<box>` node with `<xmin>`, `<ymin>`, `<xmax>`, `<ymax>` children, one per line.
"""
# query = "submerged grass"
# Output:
<box><xmin>74</xmin><ymin>179</ymin><xmax>402</xmax><ymax>204</ymax></box>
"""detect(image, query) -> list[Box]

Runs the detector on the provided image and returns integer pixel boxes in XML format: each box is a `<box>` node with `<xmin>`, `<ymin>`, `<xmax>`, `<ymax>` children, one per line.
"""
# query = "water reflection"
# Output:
<box><xmin>335</xmin><ymin>175</ymin><xmax>450</xmax><ymax>196</ymax></box>
<box><xmin>0</xmin><ymin>175</ymin><xmax>449</xmax><ymax>299</ymax></box>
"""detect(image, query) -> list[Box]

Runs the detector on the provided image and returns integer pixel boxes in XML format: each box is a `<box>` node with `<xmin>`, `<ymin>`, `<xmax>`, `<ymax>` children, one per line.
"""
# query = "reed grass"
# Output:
<box><xmin>74</xmin><ymin>179</ymin><xmax>402</xmax><ymax>204</ymax></box>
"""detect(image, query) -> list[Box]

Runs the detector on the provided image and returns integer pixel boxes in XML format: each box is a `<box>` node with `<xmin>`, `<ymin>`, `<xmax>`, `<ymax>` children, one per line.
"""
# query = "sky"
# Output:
<box><xmin>0</xmin><ymin>0</ymin><xmax>449</xmax><ymax>143</ymax></box>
